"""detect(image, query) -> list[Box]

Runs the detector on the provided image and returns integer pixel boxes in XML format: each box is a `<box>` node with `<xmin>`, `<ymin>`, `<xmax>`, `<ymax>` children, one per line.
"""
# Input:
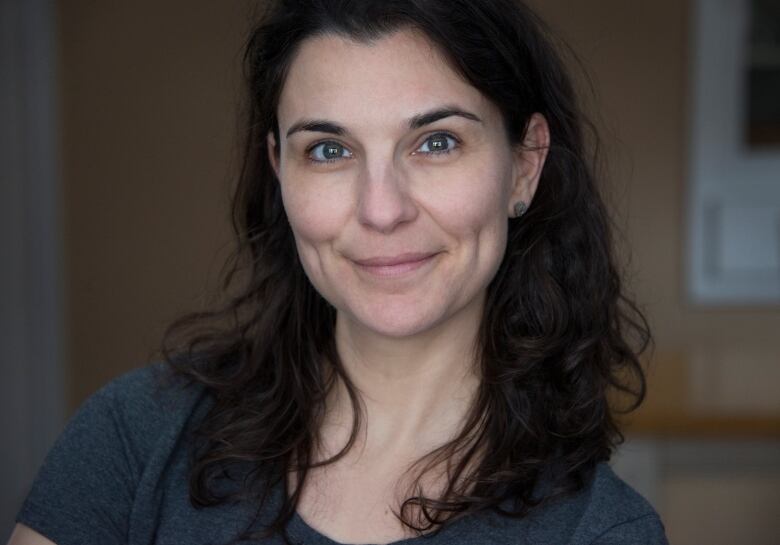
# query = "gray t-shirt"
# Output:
<box><xmin>17</xmin><ymin>365</ymin><xmax>668</xmax><ymax>545</ymax></box>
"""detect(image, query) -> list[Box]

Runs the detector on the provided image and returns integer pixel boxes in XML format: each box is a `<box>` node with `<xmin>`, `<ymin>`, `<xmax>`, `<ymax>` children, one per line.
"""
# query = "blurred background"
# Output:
<box><xmin>1</xmin><ymin>0</ymin><xmax>779</xmax><ymax>543</ymax></box>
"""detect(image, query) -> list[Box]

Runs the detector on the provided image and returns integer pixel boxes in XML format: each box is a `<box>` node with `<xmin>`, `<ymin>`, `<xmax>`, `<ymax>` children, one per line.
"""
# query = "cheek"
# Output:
<box><xmin>279</xmin><ymin>177</ymin><xmax>351</xmax><ymax>247</ymax></box>
<box><xmin>423</xmin><ymin>157</ymin><xmax>512</xmax><ymax>291</ymax></box>
<box><xmin>426</xmin><ymin>157</ymin><xmax>511</xmax><ymax>241</ymax></box>
<box><xmin>278</xmin><ymin>180</ymin><xmax>349</xmax><ymax>303</ymax></box>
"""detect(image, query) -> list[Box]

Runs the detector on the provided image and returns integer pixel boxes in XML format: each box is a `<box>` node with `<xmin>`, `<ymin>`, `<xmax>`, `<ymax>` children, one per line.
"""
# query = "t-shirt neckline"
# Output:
<box><xmin>286</xmin><ymin>509</ymin><xmax>470</xmax><ymax>545</ymax></box>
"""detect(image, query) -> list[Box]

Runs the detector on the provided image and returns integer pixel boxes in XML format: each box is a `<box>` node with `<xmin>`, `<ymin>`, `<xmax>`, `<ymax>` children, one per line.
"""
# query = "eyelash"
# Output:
<box><xmin>305</xmin><ymin>132</ymin><xmax>461</xmax><ymax>165</ymax></box>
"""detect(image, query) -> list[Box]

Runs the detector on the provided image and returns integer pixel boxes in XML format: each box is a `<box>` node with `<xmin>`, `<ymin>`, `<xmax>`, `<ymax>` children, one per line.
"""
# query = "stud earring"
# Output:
<box><xmin>513</xmin><ymin>201</ymin><xmax>527</xmax><ymax>218</ymax></box>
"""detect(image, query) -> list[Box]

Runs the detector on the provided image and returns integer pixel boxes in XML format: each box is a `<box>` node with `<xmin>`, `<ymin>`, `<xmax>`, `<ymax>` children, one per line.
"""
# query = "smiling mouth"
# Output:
<box><xmin>352</xmin><ymin>252</ymin><xmax>439</xmax><ymax>278</ymax></box>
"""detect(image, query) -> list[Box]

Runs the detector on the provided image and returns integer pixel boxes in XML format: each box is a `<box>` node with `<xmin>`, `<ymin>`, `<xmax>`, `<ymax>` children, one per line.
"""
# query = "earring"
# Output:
<box><xmin>513</xmin><ymin>201</ymin><xmax>527</xmax><ymax>218</ymax></box>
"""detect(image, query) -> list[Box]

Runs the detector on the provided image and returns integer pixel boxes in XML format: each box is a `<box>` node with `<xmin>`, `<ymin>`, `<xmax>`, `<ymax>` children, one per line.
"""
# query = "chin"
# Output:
<box><xmin>345</xmin><ymin>301</ymin><xmax>450</xmax><ymax>339</ymax></box>
<box><xmin>366</xmin><ymin>321</ymin><xmax>437</xmax><ymax>339</ymax></box>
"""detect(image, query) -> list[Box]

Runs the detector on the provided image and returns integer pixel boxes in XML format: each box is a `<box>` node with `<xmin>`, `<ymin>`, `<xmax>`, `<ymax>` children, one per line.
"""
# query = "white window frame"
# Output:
<box><xmin>687</xmin><ymin>0</ymin><xmax>780</xmax><ymax>304</ymax></box>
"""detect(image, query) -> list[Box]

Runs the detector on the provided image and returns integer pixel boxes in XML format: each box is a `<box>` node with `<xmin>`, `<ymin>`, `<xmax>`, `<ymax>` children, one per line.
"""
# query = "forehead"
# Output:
<box><xmin>277</xmin><ymin>29</ymin><xmax>496</xmax><ymax>130</ymax></box>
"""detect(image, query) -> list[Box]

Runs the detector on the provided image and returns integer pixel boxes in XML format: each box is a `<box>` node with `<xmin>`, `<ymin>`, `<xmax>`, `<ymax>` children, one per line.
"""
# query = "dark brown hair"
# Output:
<box><xmin>161</xmin><ymin>0</ymin><xmax>650</xmax><ymax>541</ymax></box>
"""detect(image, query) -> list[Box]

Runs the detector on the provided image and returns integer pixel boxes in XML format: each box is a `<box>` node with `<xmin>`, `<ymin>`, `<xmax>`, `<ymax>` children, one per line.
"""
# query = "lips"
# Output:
<box><xmin>353</xmin><ymin>252</ymin><xmax>436</xmax><ymax>267</ymax></box>
<box><xmin>352</xmin><ymin>252</ymin><xmax>439</xmax><ymax>277</ymax></box>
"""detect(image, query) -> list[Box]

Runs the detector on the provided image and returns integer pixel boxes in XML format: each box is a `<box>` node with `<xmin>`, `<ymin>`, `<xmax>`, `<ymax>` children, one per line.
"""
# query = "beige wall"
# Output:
<box><xmin>58</xmin><ymin>1</ymin><xmax>253</xmax><ymax>404</ymax></box>
<box><xmin>58</xmin><ymin>0</ymin><xmax>780</xmax><ymax>411</ymax></box>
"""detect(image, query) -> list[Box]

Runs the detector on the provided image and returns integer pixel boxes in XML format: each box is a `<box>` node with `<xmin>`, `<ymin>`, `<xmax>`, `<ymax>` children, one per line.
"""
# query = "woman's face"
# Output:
<box><xmin>269</xmin><ymin>29</ymin><xmax>547</xmax><ymax>339</ymax></box>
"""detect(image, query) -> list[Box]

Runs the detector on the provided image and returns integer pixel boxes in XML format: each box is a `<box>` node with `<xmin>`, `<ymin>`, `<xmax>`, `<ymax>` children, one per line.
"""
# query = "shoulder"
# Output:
<box><xmin>519</xmin><ymin>463</ymin><xmax>668</xmax><ymax>545</ymax></box>
<box><xmin>586</xmin><ymin>463</ymin><xmax>657</xmax><ymax>520</ymax></box>
<box><xmin>59</xmin><ymin>361</ymin><xmax>212</xmax><ymax>478</ymax></box>
<box><xmin>58</xmin><ymin>363</ymin><xmax>209</xmax><ymax>459</ymax></box>
<box><xmin>90</xmin><ymin>361</ymin><xmax>201</xmax><ymax>409</ymax></box>
<box><xmin>565</xmin><ymin>463</ymin><xmax>667</xmax><ymax>544</ymax></box>
<box><xmin>87</xmin><ymin>362</ymin><xmax>206</xmax><ymax>427</ymax></box>
<box><xmin>16</xmin><ymin>363</ymin><xmax>210</xmax><ymax>545</ymax></box>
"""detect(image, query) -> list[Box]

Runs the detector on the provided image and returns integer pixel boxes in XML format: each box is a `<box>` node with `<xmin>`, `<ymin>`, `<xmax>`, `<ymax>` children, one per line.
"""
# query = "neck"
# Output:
<box><xmin>320</xmin><ymin>300</ymin><xmax>483</xmax><ymax>462</ymax></box>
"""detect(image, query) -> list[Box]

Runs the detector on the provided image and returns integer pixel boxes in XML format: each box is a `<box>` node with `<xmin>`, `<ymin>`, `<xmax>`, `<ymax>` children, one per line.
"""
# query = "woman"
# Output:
<box><xmin>10</xmin><ymin>0</ymin><xmax>667</xmax><ymax>544</ymax></box>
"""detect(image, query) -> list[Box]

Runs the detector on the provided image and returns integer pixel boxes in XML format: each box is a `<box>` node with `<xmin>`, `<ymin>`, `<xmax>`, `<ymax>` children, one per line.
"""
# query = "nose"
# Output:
<box><xmin>356</xmin><ymin>160</ymin><xmax>418</xmax><ymax>233</ymax></box>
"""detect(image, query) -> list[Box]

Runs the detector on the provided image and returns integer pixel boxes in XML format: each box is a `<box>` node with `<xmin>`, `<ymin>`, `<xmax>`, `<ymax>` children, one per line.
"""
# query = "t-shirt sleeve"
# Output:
<box><xmin>589</xmin><ymin>513</ymin><xmax>669</xmax><ymax>545</ymax></box>
<box><xmin>16</xmin><ymin>368</ymin><xmax>162</xmax><ymax>545</ymax></box>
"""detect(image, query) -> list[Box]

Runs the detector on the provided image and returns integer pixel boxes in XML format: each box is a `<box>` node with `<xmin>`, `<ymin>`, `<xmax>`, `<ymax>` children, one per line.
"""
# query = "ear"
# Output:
<box><xmin>267</xmin><ymin>131</ymin><xmax>281</xmax><ymax>178</ymax></box>
<box><xmin>508</xmin><ymin>113</ymin><xmax>550</xmax><ymax>216</ymax></box>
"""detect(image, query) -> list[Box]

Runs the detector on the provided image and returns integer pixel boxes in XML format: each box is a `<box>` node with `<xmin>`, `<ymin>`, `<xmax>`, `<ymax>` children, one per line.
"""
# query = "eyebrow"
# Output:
<box><xmin>285</xmin><ymin>106</ymin><xmax>483</xmax><ymax>138</ymax></box>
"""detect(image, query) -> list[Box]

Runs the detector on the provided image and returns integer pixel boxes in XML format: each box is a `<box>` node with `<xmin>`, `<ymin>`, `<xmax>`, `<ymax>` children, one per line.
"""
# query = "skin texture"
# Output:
<box><xmin>269</xmin><ymin>29</ymin><xmax>550</xmax><ymax>544</ymax></box>
<box><xmin>6</xmin><ymin>524</ymin><xmax>56</xmax><ymax>545</ymax></box>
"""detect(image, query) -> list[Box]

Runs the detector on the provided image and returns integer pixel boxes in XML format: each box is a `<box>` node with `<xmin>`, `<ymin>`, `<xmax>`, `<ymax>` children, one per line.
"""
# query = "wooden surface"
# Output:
<box><xmin>619</xmin><ymin>353</ymin><xmax>780</xmax><ymax>438</ymax></box>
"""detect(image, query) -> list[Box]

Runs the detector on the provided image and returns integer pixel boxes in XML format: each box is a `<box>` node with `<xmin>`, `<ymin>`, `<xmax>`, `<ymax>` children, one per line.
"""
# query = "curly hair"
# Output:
<box><xmin>160</xmin><ymin>0</ymin><xmax>651</xmax><ymax>541</ymax></box>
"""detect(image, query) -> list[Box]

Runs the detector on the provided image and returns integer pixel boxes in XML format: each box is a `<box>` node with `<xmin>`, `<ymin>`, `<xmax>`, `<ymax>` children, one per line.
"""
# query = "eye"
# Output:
<box><xmin>308</xmin><ymin>141</ymin><xmax>353</xmax><ymax>163</ymax></box>
<box><xmin>414</xmin><ymin>132</ymin><xmax>460</xmax><ymax>155</ymax></box>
